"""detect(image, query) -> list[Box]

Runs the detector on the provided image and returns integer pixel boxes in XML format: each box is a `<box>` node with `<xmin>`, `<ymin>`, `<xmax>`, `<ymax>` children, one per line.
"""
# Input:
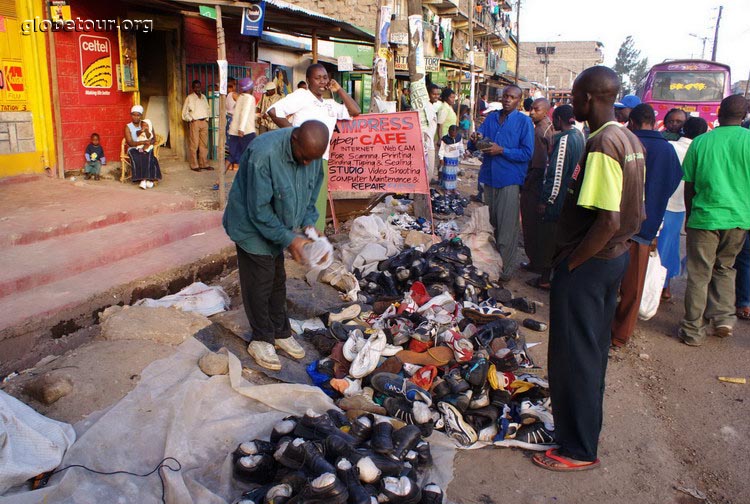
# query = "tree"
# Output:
<box><xmin>613</xmin><ymin>36</ymin><xmax>649</xmax><ymax>96</ymax></box>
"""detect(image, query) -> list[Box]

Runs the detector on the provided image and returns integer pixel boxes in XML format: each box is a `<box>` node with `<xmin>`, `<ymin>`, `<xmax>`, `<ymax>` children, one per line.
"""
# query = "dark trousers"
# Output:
<box><xmin>611</xmin><ymin>241</ymin><xmax>650</xmax><ymax>347</ymax></box>
<box><xmin>734</xmin><ymin>232</ymin><xmax>750</xmax><ymax>308</ymax></box>
<box><xmin>549</xmin><ymin>252</ymin><xmax>629</xmax><ymax>462</ymax></box>
<box><xmin>484</xmin><ymin>184</ymin><xmax>521</xmax><ymax>276</ymax></box>
<box><xmin>520</xmin><ymin>188</ymin><xmax>544</xmax><ymax>270</ymax></box>
<box><xmin>236</xmin><ymin>245</ymin><xmax>291</xmax><ymax>344</ymax></box>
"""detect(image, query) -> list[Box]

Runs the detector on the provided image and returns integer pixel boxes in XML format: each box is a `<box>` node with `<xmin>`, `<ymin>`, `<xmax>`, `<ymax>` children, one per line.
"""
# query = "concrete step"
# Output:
<box><xmin>0</xmin><ymin>226</ymin><xmax>234</xmax><ymax>369</ymax></box>
<box><xmin>0</xmin><ymin>179</ymin><xmax>195</xmax><ymax>247</ymax></box>
<box><xmin>0</xmin><ymin>210</ymin><xmax>224</xmax><ymax>298</ymax></box>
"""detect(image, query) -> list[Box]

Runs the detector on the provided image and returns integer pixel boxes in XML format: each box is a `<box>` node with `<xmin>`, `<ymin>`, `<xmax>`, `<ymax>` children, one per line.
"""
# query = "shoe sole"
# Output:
<box><xmin>494</xmin><ymin>438</ymin><xmax>558</xmax><ymax>451</ymax></box>
<box><xmin>274</xmin><ymin>342</ymin><xmax>306</xmax><ymax>360</ymax></box>
<box><xmin>247</xmin><ymin>346</ymin><xmax>282</xmax><ymax>371</ymax></box>
<box><xmin>461</xmin><ymin>308</ymin><xmax>510</xmax><ymax>324</ymax></box>
<box><xmin>438</xmin><ymin>403</ymin><xmax>477</xmax><ymax>446</ymax></box>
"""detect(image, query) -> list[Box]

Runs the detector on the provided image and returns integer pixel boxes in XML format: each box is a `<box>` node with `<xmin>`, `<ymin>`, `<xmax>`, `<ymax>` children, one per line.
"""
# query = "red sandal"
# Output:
<box><xmin>532</xmin><ymin>448</ymin><xmax>600</xmax><ymax>472</ymax></box>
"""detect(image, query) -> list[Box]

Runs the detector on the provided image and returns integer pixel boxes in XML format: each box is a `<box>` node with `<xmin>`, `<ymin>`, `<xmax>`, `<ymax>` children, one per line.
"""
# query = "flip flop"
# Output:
<box><xmin>736</xmin><ymin>307</ymin><xmax>750</xmax><ymax>321</ymax></box>
<box><xmin>532</xmin><ymin>448</ymin><xmax>600</xmax><ymax>472</ymax></box>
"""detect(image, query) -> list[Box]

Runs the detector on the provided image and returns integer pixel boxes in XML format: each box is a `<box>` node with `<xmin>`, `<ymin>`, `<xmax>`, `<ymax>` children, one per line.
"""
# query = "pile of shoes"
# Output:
<box><xmin>355</xmin><ymin>238</ymin><xmax>493</xmax><ymax>305</ymax></box>
<box><xmin>301</xmin><ymin>271</ymin><xmax>556</xmax><ymax>452</ymax></box>
<box><xmin>387</xmin><ymin>214</ymin><xmax>432</xmax><ymax>234</ymax></box>
<box><xmin>430</xmin><ymin>190</ymin><xmax>469</xmax><ymax>216</ymax></box>
<box><xmin>230</xmin><ymin>409</ymin><xmax>445</xmax><ymax>504</ymax></box>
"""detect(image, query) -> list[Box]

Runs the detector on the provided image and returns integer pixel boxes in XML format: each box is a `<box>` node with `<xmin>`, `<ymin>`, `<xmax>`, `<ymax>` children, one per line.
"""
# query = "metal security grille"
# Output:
<box><xmin>185</xmin><ymin>63</ymin><xmax>253</xmax><ymax>160</ymax></box>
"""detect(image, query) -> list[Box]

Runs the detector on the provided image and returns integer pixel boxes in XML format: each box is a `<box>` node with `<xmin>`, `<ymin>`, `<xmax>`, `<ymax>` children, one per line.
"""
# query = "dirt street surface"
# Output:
<box><xmin>3</xmin><ymin>165</ymin><xmax>748</xmax><ymax>504</ymax></box>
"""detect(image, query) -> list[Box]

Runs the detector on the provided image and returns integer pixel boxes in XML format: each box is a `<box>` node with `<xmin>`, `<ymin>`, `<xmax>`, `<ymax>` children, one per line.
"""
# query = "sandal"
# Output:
<box><xmin>526</xmin><ymin>277</ymin><xmax>551</xmax><ymax>291</ymax></box>
<box><xmin>532</xmin><ymin>448</ymin><xmax>600</xmax><ymax>472</ymax></box>
<box><xmin>661</xmin><ymin>288</ymin><xmax>672</xmax><ymax>301</ymax></box>
<box><xmin>736</xmin><ymin>307</ymin><xmax>750</xmax><ymax>321</ymax></box>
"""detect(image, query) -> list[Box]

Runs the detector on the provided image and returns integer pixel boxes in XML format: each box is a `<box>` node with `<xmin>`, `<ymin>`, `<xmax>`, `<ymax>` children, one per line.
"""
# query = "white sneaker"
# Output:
<box><xmin>146</xmin><ymin>180</ymin><xmax>154</xmax><ymax>188</ymax></box>
<box><xmin>329</xmin><ymin>304</ymin><xmax>362</xmax><ymax>323</ymax></box>
<box><xmin>139</xmin><ymin>180</ymin><xmax>148</xmax><ymax>190</ymax></box>
<box><xmin>247</xmin><ymin>341</ymin><xmax>282</xmax><ymax>370</ymax></box>
<box><xmin>349</xmin><ymin>329</ymin><xmax>386</xmax><ymax>379</ymax></box>
<box><xmin>520</xmin><ymin>399</ymin><xmax>554</xmax><ymax>431</ymax></box>
<box><xmin>274</xmin><ymin>336</ymin><xmax>305</xmax><ymax>360</ymax></box>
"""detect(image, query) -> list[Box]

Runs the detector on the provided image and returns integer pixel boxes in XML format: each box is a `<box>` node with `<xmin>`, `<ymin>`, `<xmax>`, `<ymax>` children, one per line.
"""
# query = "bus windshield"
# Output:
<box><xmin>651</xmin><ymin>71</ymin><xmax>726</xmax><ymax>102</ymax></box>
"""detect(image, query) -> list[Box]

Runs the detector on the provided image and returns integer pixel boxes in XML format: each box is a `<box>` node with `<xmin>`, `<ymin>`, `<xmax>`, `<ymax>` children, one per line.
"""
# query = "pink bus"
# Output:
<box><xmin>636</xmin><ymin>59</ymin><xmax>732</xmax><ymax>129</ymax></box>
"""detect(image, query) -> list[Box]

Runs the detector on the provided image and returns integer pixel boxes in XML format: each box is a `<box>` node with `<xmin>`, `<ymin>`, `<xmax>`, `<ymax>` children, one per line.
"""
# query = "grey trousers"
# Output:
<box><xmin>680</xmin><ymin>228</ymin><xmax>747</xmax><ymax>344</ymax></box>
<box><xmin>484</xmin><ymin>184</ymin><xmax>521</xmax><ymax>277</ymax></box>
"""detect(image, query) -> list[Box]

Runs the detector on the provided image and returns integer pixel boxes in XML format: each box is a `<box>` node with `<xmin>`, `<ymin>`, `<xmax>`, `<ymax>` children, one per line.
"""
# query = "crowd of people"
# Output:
<box><xmin>220</xmin><ymin>59</ymin><xmax>750</xmax><ymax>478</ymax></box>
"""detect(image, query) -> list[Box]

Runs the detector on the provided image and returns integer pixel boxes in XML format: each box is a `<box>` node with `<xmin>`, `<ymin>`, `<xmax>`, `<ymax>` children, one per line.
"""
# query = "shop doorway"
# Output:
<box><xmin>136</xmin><ymin>30</ymin><xmax>174</xmax><ymax>152</ymax></box>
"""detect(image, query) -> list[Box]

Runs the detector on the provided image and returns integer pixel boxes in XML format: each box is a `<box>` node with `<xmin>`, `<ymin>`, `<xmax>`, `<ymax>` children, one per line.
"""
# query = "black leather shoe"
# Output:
<box><xmin>419</xmin><ymin>483</ymin><xmax>443</xmax><ymax>504</ymax></box>
<box><xmin>349</xmin><ymin>413</ymin><xmax>374</xmax><ymax>445</ymax></box>
<box><xmin>275</xmin><ymin>438</ymin><xmax>335</xmax><ymax>476</ymax></box>
<box><xmin>370</xmin><ymin>419</ymin><xmax>394</xmax><ymax>456</ymax></box>
<box><xmin>336</xmin><ymin>458</ymin><xmax>374</xmax><ymax>504</ymax></box>
<box><xmin>294</xmin><ymin>411</ymin><xmax>356</xmax><ymax>443</ymax></box>
<box><xmin>233</xmin><ymin>453</ymin><xmax>276</xmax><ymax>484</ymax></box>
<box><xmin>414</xmin><ymin>441</ymin><xmax>432</xmax><ymax>469</ymax></box>
<box><xmin>391</xmin><ymin>425</ymin><xmax>422</xmax><ymax>461</ymax></box>
<box><xmin>289</xmin><ymin>473</ymin><xmax>349</xmax><ymax>504</ymax></box>
<box><xmin>271</xmin><ymin>417</ymin><xmax>298</xmax><ymax>444</ymax></box>
<box><xmin>378</xmin><ymin>475</ymin><xmax>422</xmax><ymax>504</ymax></box>
<box><xmin>323</xmin><ymin>435</ymin><xmax>367</xmax><ymax>464</ymax></box>
<box><xmin>232</xmin><ymin>439</ymin><xmax>276</xmax><ymax>463</ymax></box>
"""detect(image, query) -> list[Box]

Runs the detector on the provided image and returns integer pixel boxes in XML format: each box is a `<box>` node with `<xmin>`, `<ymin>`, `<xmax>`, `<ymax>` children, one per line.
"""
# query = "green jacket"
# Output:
<box><xmin>223</xmin><ymin>128</ymin><xmax>323</xmax><ymax>256</ymax></box>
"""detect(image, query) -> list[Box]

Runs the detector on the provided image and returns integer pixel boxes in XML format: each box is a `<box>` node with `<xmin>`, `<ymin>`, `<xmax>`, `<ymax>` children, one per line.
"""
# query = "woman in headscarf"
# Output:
<box><xmin>125</xmin><ymin>105</ymin><xmax>162</xmax><ymax>189</ymax></box>
<box><xmin>227</xmin><ymin>77</ymin><xmax>257</xmax><ymax>168</ymax></box>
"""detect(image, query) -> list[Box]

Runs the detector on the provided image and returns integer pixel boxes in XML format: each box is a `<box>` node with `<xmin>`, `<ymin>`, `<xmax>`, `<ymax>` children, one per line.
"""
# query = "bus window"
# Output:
<box><xmin>652</xmin><ymin>71</ymin><xmax>725</xmax><ymax>102</ymax></box>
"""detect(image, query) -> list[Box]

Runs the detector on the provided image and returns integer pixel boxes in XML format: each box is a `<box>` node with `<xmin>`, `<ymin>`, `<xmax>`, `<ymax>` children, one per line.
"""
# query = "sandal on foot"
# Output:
<box><xmin>736</xmin><ymin>307</ymin><xmax>750</xmax><ymax>321</ymax></box>
<box><xmin>532</xmin><ymin>448</ymin><xmax>600</xmax><ymax>472</ymax></box>
<box><xmin>661</xmin><ymin>289</ymin><xmax>672</xmax><ymax>301</ymax></box>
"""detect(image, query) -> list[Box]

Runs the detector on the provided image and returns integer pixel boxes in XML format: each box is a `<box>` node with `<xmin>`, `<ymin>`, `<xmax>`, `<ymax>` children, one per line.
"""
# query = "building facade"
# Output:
<box><xmin>518</xmin><ymin>40</ymin><xmax>604</xmax><ymax>94</ymax></box>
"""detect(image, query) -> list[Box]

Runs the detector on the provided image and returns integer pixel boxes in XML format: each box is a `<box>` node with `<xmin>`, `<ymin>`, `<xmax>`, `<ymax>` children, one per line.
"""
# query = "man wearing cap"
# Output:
<box><xmin>614</xmin><ymin>94</ymin><xmax>641</xmax><ymax>124</ymax></box>
<box><xmin>227</xmin><ymin>77</ymin><xmax>257</xmax><ymax>168</ymax></box>
<box><xmin>182</xmin><ymin>79</ymin><xmax>212</xmax><ymax>171</ymax></box>
<box><xmin>257</xmin><ymin>81</ymin><xmax>282</xmax><ymax>134</ymax></box>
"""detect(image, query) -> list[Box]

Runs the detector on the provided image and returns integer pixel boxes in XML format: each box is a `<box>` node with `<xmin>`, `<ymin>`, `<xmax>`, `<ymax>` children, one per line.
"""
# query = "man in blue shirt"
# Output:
<box><xmin>611</xmin><ymin>103</ymin><xmax>683</xmax><ymax>347</ymax></box>
<box><xmin>223</xmin><ymin>120</ymin><xmax>329</xmax><ymax>371</ymax></box>
<box><xmin>469</xmin><ymin>85</ymin><xmax>534</xmax><ymax>279</ymax></box>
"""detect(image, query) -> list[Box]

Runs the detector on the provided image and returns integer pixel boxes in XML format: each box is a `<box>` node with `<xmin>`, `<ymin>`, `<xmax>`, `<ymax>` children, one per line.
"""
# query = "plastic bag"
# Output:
<box><xmin>134</xmin><ymin>282</ymin><xmax>230</xmax><ymax>316</ymax></box>
<box><xmin>639</xmin><ymin>250</ymin><xmax>667</xmax><ymax>321</ymax></box>
<box><xmin>303</xmin><ymin>228</ymin><xmax>334</xmax><ymax>270</ymax></box>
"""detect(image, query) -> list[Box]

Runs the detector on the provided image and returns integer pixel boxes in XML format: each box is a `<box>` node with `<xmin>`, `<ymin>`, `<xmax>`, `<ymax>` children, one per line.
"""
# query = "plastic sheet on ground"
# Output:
<box><xmin>0</xmin><ymin>391</ymin><xmax>76</xmax><ymax>495</ymax></box>
<box><xmin>339</xmin><ymin>215</ymin><xmax>403</xmax><ymax>275</ymax></box>
<box><xmin>134</xmin><ymin>282</ymin><xmax>230</xmax><ymax>317</ymax></box>
<box><xmin>0</xmin><ymin>338</ymin><xmax>457</xmax><ymax>503</ymax></box>
<box><xmin>459</xmin><ymin>206</ymin><xmax>503</xmax><ymax>281</ymax></box>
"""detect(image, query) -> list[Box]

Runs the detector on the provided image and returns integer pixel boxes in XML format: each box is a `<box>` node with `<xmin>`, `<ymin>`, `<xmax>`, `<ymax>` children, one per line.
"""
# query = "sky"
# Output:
<box><xmin>518</xmin><ymin>0</ymin><xmax>750</xmax><ymax>88</ymax></box>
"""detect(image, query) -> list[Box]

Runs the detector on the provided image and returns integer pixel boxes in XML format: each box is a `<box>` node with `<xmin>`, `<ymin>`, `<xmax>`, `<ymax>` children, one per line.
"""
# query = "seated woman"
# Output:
<box><xmin>125</xmin><ymin>104</ymin><xmax>162</xmax><ymax>189</ymax></box>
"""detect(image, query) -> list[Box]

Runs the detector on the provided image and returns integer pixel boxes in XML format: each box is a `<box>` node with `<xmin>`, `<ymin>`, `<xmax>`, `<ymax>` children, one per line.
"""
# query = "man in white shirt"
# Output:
<box><xmin>267</xmin><ymin>64</ymin><xmax>361</xmax><ymax>230</ymax></box>
<box><xmin>181</xmin><ymin>79</ymin><xmax>212</xmax><ymax>171</ymax></box>
<box><xmin>424</xmin><ymin>83</ymin><xmax>441</xmax><ymax>181</ymax></box>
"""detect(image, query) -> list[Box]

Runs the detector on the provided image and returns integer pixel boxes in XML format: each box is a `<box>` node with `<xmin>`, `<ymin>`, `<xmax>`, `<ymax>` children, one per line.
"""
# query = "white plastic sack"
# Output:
<box><xmin>0</xmin><ymin>390</ymin><xmax>76</xmax><ymax>495</ymax></box>
<box><xmin>303</xmin><ymin>228</ymin><xmax>334</xmax><ymax>270</ymax></box>
<box><xmin>135</xmin><ymin>282</ymin><xmax>230</xmax><ymax>317</ymax></box>
<box><xmin>339</xmin><ymin>215</ymin><xmax>403</xmax><ymax>275</ymax></box>
<box><xmin>639</xmin><ymin>250</ymin><xmax>668</xmax><ymax>321</ymax></box>
<box><xmin>459</xmin><ymin>206</ymin><xmax>503</xmax><ymax>281</ymax></box>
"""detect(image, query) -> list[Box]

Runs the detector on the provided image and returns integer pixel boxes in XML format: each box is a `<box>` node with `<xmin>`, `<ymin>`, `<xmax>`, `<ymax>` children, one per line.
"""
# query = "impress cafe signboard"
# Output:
<box><xmin>327</xmin><ymin>112</ymin><xmax>429</xmax><ymax>194</ymax></box>
<box><xmin>78</xmin><ymin>34</ymin><xmax>116</xmax><ymax>104</ymax></box>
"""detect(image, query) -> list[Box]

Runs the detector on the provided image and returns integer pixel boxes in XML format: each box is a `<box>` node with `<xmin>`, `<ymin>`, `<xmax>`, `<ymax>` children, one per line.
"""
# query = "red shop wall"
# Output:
<box><xmin>51</xmin><ymin>2</ymin><xmax>133</xmax><ymax>172</ymax></box>
<box><xmin>183</xmin><ymin>17</ymin><xmax>253</xmax><ymax>66</ymax></box>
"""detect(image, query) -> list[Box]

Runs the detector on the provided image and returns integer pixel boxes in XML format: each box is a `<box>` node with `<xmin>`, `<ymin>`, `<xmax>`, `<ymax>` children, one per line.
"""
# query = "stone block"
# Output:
<box><xmin>17</xmin><ymin>139</ymin><xmax>36</xmax><ymax>152</ymax></box>
<box><xmin>0</xmin><ymin>141</ymin><xmax>10</xmax><ymax>154</ymax></box>
<box><xmin>0</xmin><ymin>133</ymin><xmax>8</xmax><ymax>141</ymax></box>
<box><xmin>0</xmin><ymin>111</ymin><xmax>32</xmax><ymax>123</ymax></box>
<box><xmin>8</xmin><ymin>123</ymin><xmax>17</xmax><ymax>151</ymax></box>
<box><xmin>0</xmin><ymin>123</ymin><xmax>8</xmax><ymax>133</ymax></box>
<box><xmin>15</xmin><ymin>121</ymin><xmax>35</xmax><ymax>140</ymax></box>
<box><xmin>99</xmin><ymin>305</ymin><xmax>212</xmax><ymax>345</ymax></box>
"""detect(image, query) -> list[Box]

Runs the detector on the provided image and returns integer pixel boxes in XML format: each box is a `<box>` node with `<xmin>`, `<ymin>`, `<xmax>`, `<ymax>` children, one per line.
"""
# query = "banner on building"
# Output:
<box><xmin>407</xmin><ymin>15</ymin><xmax>424</xmax><ymax>75</ymax></box>
<box><xmin>49</xmin><ymin>0</ymin><xmax>71</xmax><ymax>22</ymax></box>
<box><xmin>79</xmin><ymin>34</ymin><xmax>116</xmax><ymax>104</ymax></box>
<box><xmin>378</xmin><ymin>6</ymin><xmax>392</xmax><ymax>46</ymax></box>
<box><xmin>117</xmin><ymin>27</ymin><xmax>138</xmax><ymax>92</ymax></box>
<box><xmin>328</xmin><ymin>112</ymin><xmax>428</xmax><ymax>194</ymax></box>
<box><xmin>425</xmin><ymin>57</ymin><xmax>439</xmax><ymax>72</ymax></box>
<box><xmin>241</xmin><ymin>2</ymin><xmax>265</xmax><ymax>37</ymax></box>
<box><xmin>337</xmin><ymin>56</ymin><xmax>353</xmax><ymax>72</ymax></box>
<box><xmin>0</xmin><ymin>61</ymin><xmax>27</xmax><ymax>111</ymax></box>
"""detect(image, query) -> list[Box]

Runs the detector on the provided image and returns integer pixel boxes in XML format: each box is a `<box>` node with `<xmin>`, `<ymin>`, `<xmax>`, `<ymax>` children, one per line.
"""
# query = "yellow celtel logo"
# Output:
<box><xmin>670</xmin><ymin>83</ymin><xmax>706</xmax><ymax>91</ymax></box>
<box><xmin>82</xmin><ymin>55</ymin><xmax>112</xmax><ymax>88</ymax></box>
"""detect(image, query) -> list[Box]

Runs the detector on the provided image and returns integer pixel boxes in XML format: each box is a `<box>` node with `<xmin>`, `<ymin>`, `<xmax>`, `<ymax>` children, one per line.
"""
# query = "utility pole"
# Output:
<box><xmin>514</xmin><ymin>0</ymin><xmax>520</xmax><ymax>83</ymax></box>
<box><xmin>536</xmin><ymin>43</ymin><xmax>553</xmax><ymax>100</ymax></box>
<box><xmin>711</xmin><ymin>5</ymin><xmax>722</xmax><ymax>62</ymax></box>
<box><xmin>370</xmin><ymin>0</ymin><xmax>391</xmax><ymax>112</ymax></box>
<box><xmin>407</xmin><ymin>0</ymin><xmax>429</xmax><ymax>219</ymax></box>
<box><xmin>468</xmin><ymin>0</ymin><xmax>475</xmax><ymax>133</ymax></box>
<box><xmin>215</xmin><ymin>5</ymin><xmax>227</xmax><ymax>206</ymax></box>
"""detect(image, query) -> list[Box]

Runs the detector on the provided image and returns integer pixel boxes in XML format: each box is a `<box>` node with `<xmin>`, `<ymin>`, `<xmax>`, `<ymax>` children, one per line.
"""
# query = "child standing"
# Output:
<box><xmin>438</xmin><ymin>125</ymin><xmax>465</xmax><ymax>193</ymax></box>
<box><xmin>84</xmin><ymin>133</ymin><xmax>106</xmax><ymax>180</ymax></box>
<box><xmin>459</xmin><ymin>105</ymin><xmax>471</xmax><ymax>141</ymax></box>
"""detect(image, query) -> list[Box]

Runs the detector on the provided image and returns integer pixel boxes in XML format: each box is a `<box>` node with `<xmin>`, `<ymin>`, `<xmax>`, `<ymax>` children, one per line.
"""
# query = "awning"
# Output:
<box><xmin>165</xmin><ymin>0</ymin><xmax>374</xmax><ymax>44</ymax></box>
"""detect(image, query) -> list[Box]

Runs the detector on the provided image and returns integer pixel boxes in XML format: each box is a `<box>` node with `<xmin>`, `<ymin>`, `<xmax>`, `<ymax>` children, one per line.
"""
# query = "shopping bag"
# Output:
<box><xmin>639</xmin><ymin>250</ymin><xmax>668</xmax><ymax>321</ymax></box>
